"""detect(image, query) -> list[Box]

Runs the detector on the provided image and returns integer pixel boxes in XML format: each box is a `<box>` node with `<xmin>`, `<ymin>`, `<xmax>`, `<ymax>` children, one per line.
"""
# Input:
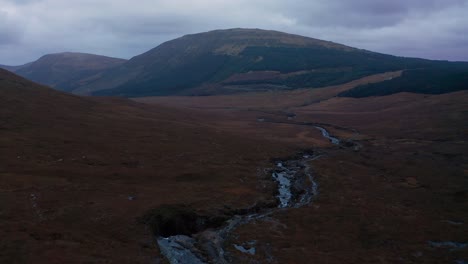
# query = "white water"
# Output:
<box><xmin>272</xmin><ymin>165</ymin><xmax>293</xmax><ymax>208</ymax></box>
<box><xmin>233</xmin><ymin>242</ymin><xmax>256</xmax><ymax>255</ymax></box>
<box><xmin>428</xmin><ymin>241</ymin><xmax>467</xmax><ymax>250</ymax></box>
<box><xmin>157</xmin><ymin>236</ymin><xmax>205</xmax><ymax>264</ymax></box>
<box><xmin>315</xmin><ymin>126</ymin><xmax>340</xmax><ymax>145</ymax></box>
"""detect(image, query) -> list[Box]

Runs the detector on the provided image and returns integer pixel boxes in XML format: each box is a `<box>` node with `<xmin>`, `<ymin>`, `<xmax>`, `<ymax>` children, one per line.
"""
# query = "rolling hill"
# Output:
<box><xmin>0</xmin><ymin>68</ymin><xmax>289</xmax><ymax>263</ymax></box>
<box><xmin>0</xmin><ymin>52</ymin><xmax>126</xmax><ymax>92</ymax></box>
<box><xmin>77</xmin><ymin>28</ymin><xmax>468</xmax><ymax>97</ymax></box>
<box><xmin>1</xmin><ymin>29</ymin><xmax>467</xmax><ymax>97</ymax></box>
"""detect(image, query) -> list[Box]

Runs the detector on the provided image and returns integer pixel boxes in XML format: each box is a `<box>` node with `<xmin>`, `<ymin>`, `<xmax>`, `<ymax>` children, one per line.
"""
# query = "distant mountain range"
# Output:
<box><xmin>2</xmin><ymin>28</ymin><xmax>467</xmax><ymax>97</ymax></box>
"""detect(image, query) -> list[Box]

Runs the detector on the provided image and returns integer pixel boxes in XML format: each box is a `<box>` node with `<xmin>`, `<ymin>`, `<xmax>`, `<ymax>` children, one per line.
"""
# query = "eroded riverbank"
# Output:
<box><xmin>152</xmin><ymin>128</ymin><xmax>340</xmax><ymax>263</ymax></box>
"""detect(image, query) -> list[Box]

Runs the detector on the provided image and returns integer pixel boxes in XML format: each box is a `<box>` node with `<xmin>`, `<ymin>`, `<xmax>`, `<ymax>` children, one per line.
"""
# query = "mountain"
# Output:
<box><xmin>3</xmin><ymin>29</ymin><xmax>467</xmax><ymax>97</ymax></box>
<box><xmin>80</xmin><ymin>28</ymin><xmax>468</xmax><ymax>97</ymax></box>
<box><xmin>83</xmin><ymin>28</ymin><xmax>397</xmax><ymax>96</ymax></box>
<box><xmin>0</xmin><ymin>52</ymin><xmax>126</xmax><ymax>92</ymax></box>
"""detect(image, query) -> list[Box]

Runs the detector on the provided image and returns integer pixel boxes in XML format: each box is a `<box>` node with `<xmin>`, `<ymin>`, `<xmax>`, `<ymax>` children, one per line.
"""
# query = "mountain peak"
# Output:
<box><xmin>164</xmin><ymin>28</ymin><xmax>355</xmax><ymax>56</ymax></box>
<box><xmin>34</xmin><ymin>52</ymin><xmax>126</xmax><ymax>67</ymax></box>
<box><xmin>82</xmin><ymin>29</ymin><xmax>381</xmax><ymax>96</ymax></box>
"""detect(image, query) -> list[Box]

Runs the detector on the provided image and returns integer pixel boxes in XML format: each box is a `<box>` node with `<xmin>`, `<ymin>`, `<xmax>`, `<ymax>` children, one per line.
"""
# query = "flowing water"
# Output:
<box><xmin>156</xmin><ymin>127</ymin><xmax>340</xmax><ymax>264</ymax></box>
<box><xmin>315</xmin><ymin>126</ymin><xmax>340</xmax><ymax>145</ymax></box>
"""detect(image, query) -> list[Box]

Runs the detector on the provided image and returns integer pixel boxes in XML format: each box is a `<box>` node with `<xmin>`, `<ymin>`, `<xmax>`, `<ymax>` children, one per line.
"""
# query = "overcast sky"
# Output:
<box><xmin>1</xmin><ymin>0</ymin><xmax>467</xmax><ymax>65</ymax></box>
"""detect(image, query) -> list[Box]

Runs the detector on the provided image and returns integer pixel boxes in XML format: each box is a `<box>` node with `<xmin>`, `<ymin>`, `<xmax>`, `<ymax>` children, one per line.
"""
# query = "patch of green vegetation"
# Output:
<box><xmin>338</xmin><ymin>63</ymin><xmax>468</xmax><ymax>97</ymax></box>
<box><xmin>94</xmin><ymin>45</ymin><xmax>467</xmax><ymax>97</ymax></box>
<box><xmin>241</xmin><ymin>46</ymin><xmax>402</xmax><ymax>73</ymax></box>
<box><xmin>96</xmin><ymin>53</ymin><xmax>232</xmax><ymax>97</ymax></box>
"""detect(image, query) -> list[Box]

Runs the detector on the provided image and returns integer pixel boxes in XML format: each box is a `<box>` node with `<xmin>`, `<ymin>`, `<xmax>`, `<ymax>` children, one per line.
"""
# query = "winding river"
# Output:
<box><xmin>156</xmin><ymin>127</ymin><xmax>340</xmax><ymax>264</ymax></box>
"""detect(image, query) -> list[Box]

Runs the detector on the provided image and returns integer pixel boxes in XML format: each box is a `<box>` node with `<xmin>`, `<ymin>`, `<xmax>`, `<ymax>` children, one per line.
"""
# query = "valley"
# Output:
<box><xmin>1</xmin><ymin>66</ymin><xmax>466</xmax><ymax>263</ymax></box>
<box><xmin>1</xmin><ymin>28</ymin><xmax>467</xmax><ymax>264</ymax></box>
<box><xmin>139</xmin><ymin>89</ymin><xmax>467</xmax><ymax>264</ymax></box>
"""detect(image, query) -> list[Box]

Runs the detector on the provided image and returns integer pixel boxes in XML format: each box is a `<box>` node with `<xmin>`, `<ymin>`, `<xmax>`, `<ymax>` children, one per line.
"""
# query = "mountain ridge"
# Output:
<box><xmin>2</xmin><ymin>28</ymin><xmax>467</xmax><ymax>97</ymax></box>
<box><xmin>76</xmin><ymin>28</ymin><xmax>361</xmax><ymax>96</ymax></box>
<box><xmin>85</xmin><ymin>28</ymin><xmax>468</xmax><ymax>97</ymax></box>
<box><xmin>0</xmin><ymin>52</ymin><xmax>127</xmax><ymax>92</ymax></box>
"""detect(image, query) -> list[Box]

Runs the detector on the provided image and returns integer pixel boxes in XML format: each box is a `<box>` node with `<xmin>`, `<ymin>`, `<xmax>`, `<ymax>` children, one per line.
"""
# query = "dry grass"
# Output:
<box><xmin>1</xmin><ymin>69</ymin><xmax>466</xmax><ymax>263</ymax></box>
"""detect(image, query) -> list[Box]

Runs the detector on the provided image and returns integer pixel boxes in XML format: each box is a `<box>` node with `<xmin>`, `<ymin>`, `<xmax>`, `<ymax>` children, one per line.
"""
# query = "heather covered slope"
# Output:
<box><xmin>0</xmin><ymin>69</ymin><xmax>291</xmax><ymax>263</ymax></box>
<box><xmin>0</xmin><ymin>52</ymin><xmax>126</xmax><ymax>92</ymax></box>
<box><xmin>82</xmin><ymin>28</ymin><xmax>428</xmax><ymax>97</ymax></box>
<box><xmin>137</xmin><ymin>89</ymin><xmax>468</xmax><ymax>264</ymax></box>
<box><xmin>1</xmin><ymin>68</ymin><xmax>467</xmax><ymax>263</ymax></box>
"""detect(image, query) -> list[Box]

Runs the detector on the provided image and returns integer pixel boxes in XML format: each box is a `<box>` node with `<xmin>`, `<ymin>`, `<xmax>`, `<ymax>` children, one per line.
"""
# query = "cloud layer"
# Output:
<box><xmin>1</xmin><ymin>0</ymin><xmax>467</xmax><ymax>64</ymax></box>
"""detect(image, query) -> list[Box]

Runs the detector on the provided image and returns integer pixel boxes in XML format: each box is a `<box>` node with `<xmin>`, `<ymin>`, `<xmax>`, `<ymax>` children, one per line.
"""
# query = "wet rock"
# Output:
<box><xmin>157</xmin><ymin>236</ymin><xmax>205</xmax><ymax>264</ymax></box>
<box><xmin>195</xmin><ymin>230</ymin><xmax>226</xmax><ymax>263</ymax></box>
<box><xmin>150</xmin><ymin>149</ymin><xmax>323</xmax><ymax>263</ymax></box>
<box><xmin>428</xmin><ymin>241</ymin><xmax>467</xmax><ymax>250</ymax></box>
<box><xmin>234</xmin><ymin>243</ymin><xmax>256</xmax><ymax>255</ymax></box>
<box><xmin>314</xmin><ymin>126</ymin><xmax>340</xmax><ymax>145</ymax></box>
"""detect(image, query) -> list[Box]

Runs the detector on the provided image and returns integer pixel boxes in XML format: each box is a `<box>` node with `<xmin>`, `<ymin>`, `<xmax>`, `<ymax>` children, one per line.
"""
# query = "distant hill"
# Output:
<box><xmin>0</xmin><ymin>52</ymin><xmax>126</xmax><ymax>92</ymax></box>
<box><xmin>78</xmin><ymin>28</ymin><xmax>467</xmax><ymax>97</ymax></box>
<box><xmin>3</xmin><ymin>29</ymin><xmax>467</xmax><ymax>97</ymax></box>
<box><xmin>0</xmin><ymin>62</ymin><xmax>34</xmax><ymax>73</ymax></box>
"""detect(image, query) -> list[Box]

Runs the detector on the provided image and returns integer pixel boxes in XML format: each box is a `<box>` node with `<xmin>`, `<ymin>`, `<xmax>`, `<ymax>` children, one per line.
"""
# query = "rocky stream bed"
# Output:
<box><xmin>150</xmin><ymin>127</ymin><xmax>340</xmax><ymax>263</ymax></box>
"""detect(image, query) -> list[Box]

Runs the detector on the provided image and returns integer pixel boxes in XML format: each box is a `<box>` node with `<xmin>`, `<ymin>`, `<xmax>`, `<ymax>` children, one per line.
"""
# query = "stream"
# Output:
<box><xmin>156</xmin><ymin>127</ymin><xmax>340</xmax><ymax>264</ymax></box>
<box><xmin>315</xmin><ymin>126</ymin><xmax>340</xmax><ymax>145</ymax></box>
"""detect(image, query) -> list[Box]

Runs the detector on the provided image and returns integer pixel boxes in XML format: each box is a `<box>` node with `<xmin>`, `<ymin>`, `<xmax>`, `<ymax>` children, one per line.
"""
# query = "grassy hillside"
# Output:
<box><xmin>85</xmin><ymin>29</ymin><xmax>416</xmax><ymax>97</ymax></box>
<box><xmin>2</xmin><ymin>67</ymin><xmax>467</xmax><ymax>263</ymax></box>
<box><xmin>4</xmin><ymin>29</ymin><xmax>467</xmax><ymax>97</ymax></box>
<box><xmin>338</xmin><ymin>62</ymin><xmax>468</xmax><ymax>97</ymax></box>
<box><xmin>1</xmin><ymin>52</ymin><xmax>126</xmax><ymax>92</ymax></box>
<box><xmin>90</xmin><ymin>29</ymin><xmax>467</xmax><ymax>97</ymax></box>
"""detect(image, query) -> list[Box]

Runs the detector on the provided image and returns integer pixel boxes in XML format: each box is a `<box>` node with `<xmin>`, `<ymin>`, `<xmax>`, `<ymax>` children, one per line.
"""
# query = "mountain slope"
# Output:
<box><xmin>4</xmin><ymin>29</ymin><xmax>467</xmax><ymax>97</ymax></box>
<box><xmin>1</xmin><ymin>52</ymin><xmax>126</xmax><ymax>92</ymax></box>
<box><xmin>338</xmin><ymin>63</ymin><xmax>468</xmax><ymax>97</ymax></box>
<box><xmin>77</xmin><ymin>28</ymin><xmax>359</xmax><ymax>96</ymax></box>
<box><xmin>83</xmin><ymin>28</ymin><xmax>468</xmax><ymax>97</ymax></box>
<box><xmin>0</xmin><ymin>63</ymin><xmax>32</xmax><ymax>72</ymax></box>
<box><xmin>0</xmin><ymin>68</ymin><xmax>289</xmax><ymax>263</ymax></box>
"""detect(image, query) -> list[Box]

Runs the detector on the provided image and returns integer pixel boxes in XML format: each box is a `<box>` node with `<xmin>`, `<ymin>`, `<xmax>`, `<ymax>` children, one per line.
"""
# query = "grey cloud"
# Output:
<box><xmin>0</xmin><ymin>10</ymin><xmax>23</xmax><ymax>45</ymax></box>
<box><xmin>278</xmin><ymin>0</ymin><xmax>467</xmax><ymax>28</ymax></box>
<box><xmin>0</xmin><ymin>0</ymin><xmax>467</xmax><ymax>65</ymax></box>
<box><xmin>91</xmin><ymin>15</ymin><xmax>194</xmax><ymax>37</ymax></box>
<box><xmin>4</xmin><ymin>0</ymin><xmax>44</xmax><ymax>4</ymax></box>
